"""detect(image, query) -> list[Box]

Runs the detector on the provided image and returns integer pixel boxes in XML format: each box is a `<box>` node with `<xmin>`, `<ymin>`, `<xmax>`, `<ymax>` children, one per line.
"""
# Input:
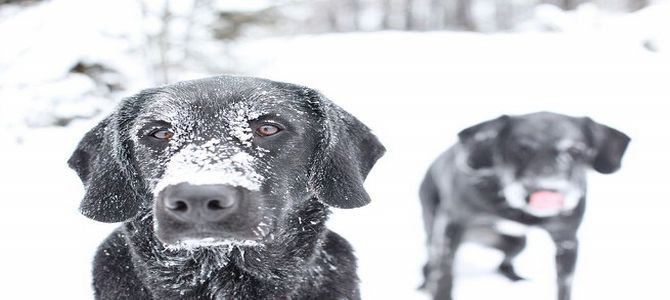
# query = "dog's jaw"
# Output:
<box><xmin>499</xmin><ymin>168</ymin><xmax>583</xmax><ymax>217</ymax></box>
<box><xmin>154</xmin><ymin>215</ymin><xmax>275</xmax><ymax>251</ymax></box>
<box><xmin>162</xmin><ymin>237</ymin><xmax>263</xmax><ymax>252</ymax></box>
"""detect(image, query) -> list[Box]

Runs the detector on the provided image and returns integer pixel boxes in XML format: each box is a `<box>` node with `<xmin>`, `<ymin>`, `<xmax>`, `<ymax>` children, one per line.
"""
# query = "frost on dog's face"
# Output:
<box><xmin>130</xmin><ymin>82</ymin><xmax>319</xmax><ymax>249</ymax></box>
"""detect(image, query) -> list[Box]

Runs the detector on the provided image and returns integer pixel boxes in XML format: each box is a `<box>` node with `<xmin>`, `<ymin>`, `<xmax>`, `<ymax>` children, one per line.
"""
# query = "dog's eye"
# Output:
<box><xmin>514</xmin><ymin>143</ymin><xmax>535</xmax><ymax>156</ymax></box>
<box><xmin>256</xmin><ymin>124</ymin><xmax>281</xmax><ymax>137</ymax></box>
<box><xmin>150</xmin><ymin>129</ymin><xmax>174</xmax><ymax>141</ymax></box>
<box><xmin>567</xmin><ymin>146</ymin><xmax>584</xmax><ymax>158</ymax></box>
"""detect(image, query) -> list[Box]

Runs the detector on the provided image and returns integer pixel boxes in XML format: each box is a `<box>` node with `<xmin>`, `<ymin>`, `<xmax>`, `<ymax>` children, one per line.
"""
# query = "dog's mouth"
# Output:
<box><xmin>151</xmin><ymin>181</ymin><xmax>273</xmax><ymax>250</ymax></box>
<box><xmin>156</xmin><ymin>224</ymin><xmax>271</xmax><ymax>250</ymax></box>
<box><xmin>502</xmin><ymin>180</ymin><xmax>582</xmax><ymax>217</ymax></box>
<box><xmin>519</xmin><ymin>189</ymin><xmax>570</xmax><ymax>217</ymax></box>
<box><xmin>527</xmin><ymin>190</ymin><xmax>565</xmax><ymax>210</ymax></box>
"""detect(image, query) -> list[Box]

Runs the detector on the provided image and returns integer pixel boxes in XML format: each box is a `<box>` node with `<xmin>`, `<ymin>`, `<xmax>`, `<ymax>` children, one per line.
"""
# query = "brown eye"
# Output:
<box><xmin>256</xmin><ymin>124</ymin><xmax>281</xmax><ymax>137</ymax></box>
<box><xmin>150</xmin><ymin>129</ymin><xmax>174</xmax><ymax>141</ymax></box>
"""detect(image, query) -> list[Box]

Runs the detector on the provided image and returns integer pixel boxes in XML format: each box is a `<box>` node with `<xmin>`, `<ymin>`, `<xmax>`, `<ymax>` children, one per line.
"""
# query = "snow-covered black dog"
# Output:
<box><xmin>420</xmin><ymin>112</ymin><xmax>629</xmax><ymax>300</ymax></box>
<box><xmin>68</xmin><ymin>76</ymin><xmax>385</xmax><ymax>299</ymax></box>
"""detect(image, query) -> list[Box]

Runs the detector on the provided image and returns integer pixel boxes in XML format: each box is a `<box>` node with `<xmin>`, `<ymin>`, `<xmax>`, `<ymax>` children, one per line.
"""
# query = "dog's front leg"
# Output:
<box><xmin>429</xmin><ymin>222</ymin><xmax>464</xmax><ymax>300</ymax></box>
<box><xmin>550</xmin><ymin>233</ymin><xmax>579</xmax><ymax>300</ymax></box>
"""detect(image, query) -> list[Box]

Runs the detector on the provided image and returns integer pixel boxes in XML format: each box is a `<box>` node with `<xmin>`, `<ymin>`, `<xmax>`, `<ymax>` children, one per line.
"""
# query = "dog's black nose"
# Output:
<box><xmin>161</xmin><ymin>183</ymin><xmax>240</xmax><ymax>223</ymax></box>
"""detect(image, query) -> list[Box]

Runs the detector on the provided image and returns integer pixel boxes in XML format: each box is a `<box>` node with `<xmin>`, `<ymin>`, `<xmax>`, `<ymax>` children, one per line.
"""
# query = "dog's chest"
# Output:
<box><xmin>491</xmin><ymin>219</ymin><xmax>529</xmax><ymax>236</ymax></box>
<box><xmin>462</xmin><ymin>217</ymin><xmax>530</xmax><ymax>245</ymax></box>
<box><xmin>142</xmin><ymin>251</ymin><xmax>232</xmax><ymax>298</ymax></box>
<box><xmin>144</xmin><ymin>252</ymin><xmax>309</xmax><ymax>299</ymax></box>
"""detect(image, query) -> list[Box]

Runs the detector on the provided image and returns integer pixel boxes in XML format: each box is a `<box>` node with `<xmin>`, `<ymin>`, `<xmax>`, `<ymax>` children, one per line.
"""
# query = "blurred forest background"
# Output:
<box><xmin>0</xmin><ymin>0</ymin><xmax>665</xmax><ymax>132</ymax></box>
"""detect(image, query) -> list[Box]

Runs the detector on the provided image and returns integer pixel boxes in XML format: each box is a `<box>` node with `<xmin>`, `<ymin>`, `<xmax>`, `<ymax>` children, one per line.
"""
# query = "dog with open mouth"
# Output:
<box><xmin>68</xmin><ymin>76</ymin><xmax>385</xmax><ymax>299</ymax></box>
<box><xmin>419</xmin><ymin>112</ymin><xmax>630</xmax><ymax>300</ymax></box>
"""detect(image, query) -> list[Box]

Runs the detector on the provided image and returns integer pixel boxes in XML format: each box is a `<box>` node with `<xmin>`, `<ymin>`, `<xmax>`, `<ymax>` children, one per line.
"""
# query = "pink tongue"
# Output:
<box><xmin>529</xmin><ymin>191</ymin><xmax>564</xmax><ymax>210</ymax></box>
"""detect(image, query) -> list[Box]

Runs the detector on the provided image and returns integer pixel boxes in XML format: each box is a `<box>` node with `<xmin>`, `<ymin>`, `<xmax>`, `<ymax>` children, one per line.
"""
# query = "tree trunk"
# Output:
<box><xmin>405</xmin><ymin>0</ymin><xmax>414</xmax><ymax>30</ymax></box>
<box><xmin>430</xmin><ymin>0</ymin><xmax>445</xmax><ymax>29</ymax></box>
<box><xmin>456</xmin><ymin>0</ymin><xmax>475</xmax><ymax>31</ymax></box>
<box><xmin>381</xmin><ymin>0</ymin><xmax>392</xmax><ymax>29</ymax></box>
<box><xmin>326</xmin><ymin>1</ymin><xmax>340</xmax><ymax>32</ymax></box>
<box><xmin>351</xmin><ymin>0</ymin><xmax>361</xmax><ymax>31</ymax></box>
<box><xmin>157</xmin><ymin>0</ymin><xmax>172</xmax><ymax>84</ymax></box>
<box><xmin>495</xmin><ymin>0</ymin><xmax>513</xmax><ymax>31</ymax></box>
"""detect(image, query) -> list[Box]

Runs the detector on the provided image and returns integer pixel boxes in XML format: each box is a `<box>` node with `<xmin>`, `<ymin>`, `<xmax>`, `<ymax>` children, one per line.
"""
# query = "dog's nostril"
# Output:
<box><xmin>167</xmin><ymin>200</ymin><xmax>188</xmax><ymax>212</ymax></box>
<box><xmin>206</xmin><ymin>199</ymin><xmax>227</xmax><ymax>211</ymax></box>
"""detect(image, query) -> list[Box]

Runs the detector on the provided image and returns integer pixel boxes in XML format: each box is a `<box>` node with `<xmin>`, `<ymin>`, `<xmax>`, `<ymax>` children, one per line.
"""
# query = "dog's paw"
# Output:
<box><xmin>498</xmin><ymin>262</ymin><xmax>526</xmax><ymax>282</ymax></box>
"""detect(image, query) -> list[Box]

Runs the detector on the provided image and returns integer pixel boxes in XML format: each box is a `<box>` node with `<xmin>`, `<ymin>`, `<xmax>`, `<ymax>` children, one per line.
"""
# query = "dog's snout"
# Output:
<box><xmin>162</xmin><ymin>183</ymin><xmax>240</xmax><ymax>223</ymax></box>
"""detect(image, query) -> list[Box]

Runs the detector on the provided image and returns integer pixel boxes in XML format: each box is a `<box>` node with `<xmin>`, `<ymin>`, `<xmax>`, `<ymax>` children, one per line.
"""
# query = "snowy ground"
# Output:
<box><xmin>2</xmin><ymin>2</ymin><xmax>670</xmax><ymax>300</ymax></box>
<box><xmin>237</xmin><ymin>31</ymin><xmax>670</xmax><ymax>300</ymax></box>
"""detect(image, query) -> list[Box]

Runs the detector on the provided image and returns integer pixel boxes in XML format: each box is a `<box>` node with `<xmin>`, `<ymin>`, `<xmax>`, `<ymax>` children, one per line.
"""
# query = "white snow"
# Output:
<box><xmin>154</xmin><ymin>144</ymin><xmax>264</xmax><ymax>194</ymax></box>
<box><xmin>226</xmin><ymin>104</ymin><xmax>266</xmax><ymax>148</ymax></box>
<box><xmin>0</xmin><ymin>0</ymin><xmax>149</xmax><ymax>130</ymax></box>
<box><xmin>1</xmin><ymin>1</ymin><xmax>670</xmax><ymax>300</ymax></box>
<box><xmin>163</xmin><ymin>237</ymin><xmax>261</xmax><ymax>252</ymax></box>
<box><xmin>494</xmin><ymin>220</ymin><xmax>529</xmax><ymax>237</ymax></box>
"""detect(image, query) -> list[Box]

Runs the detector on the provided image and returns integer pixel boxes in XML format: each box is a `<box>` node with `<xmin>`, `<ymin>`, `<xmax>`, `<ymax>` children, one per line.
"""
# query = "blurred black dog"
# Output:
<box><xmin>420</xmin><ymin>112</ymin><xmax>629</xmax><ymax>300</ymax></box>
<box><xmin>68</xmin><ymin>76</ymin><xmax>384</xmax><ymax>299</ymax></box>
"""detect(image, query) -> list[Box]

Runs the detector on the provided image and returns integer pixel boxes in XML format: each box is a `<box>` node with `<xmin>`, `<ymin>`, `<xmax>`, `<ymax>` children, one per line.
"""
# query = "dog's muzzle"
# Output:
<box><xmin>153</xmin><ymin>181</ymin><xmax>264</xmax><ymax>248</ymax></box>
<box><xmin>502</xmin><ymin>179</ymin><xmax>583</xmax><ymax>217</ymax></box>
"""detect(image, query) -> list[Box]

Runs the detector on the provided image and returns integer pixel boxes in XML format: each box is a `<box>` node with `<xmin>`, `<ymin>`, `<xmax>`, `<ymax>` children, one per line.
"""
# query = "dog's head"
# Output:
<box><xmin>68</xmin><ymin>76</ymin><xmax>384</xmax><ymax>248</ymax></box>
<box><xmin>458</xmin><ymin>112</ymin><xmax>630</xmax><ymax>217</ymax></box>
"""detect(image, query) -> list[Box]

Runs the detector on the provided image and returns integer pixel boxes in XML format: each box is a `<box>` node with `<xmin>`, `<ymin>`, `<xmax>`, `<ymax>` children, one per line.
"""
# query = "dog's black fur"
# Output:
<box><xmin>419</xmin><ymin>112</ymin><xmax>630</xmax><ymax>300</ymax></box>
<box><xmin>68</xmin><ymin>76</ymin><xmax>385</xmax><ymax>299</ymax></box>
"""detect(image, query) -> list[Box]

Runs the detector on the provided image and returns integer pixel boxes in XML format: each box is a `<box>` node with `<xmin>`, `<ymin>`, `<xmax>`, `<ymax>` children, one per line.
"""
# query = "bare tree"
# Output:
<box><xmin>325</xmin><ymin>0</ymin><xmax>341</xmax><ymax>31</ymax></box>
<box><xmin>157</xmin><ymin>0</ymin><xmax>172</xmax><ymax>84</ymax></box>
<box><xmin>495</xmin><ymin>0</ymin><xmax>513</xmax><ymax>31</ymax></box>
<box><xmin>405</xmin><ymin>0</ymin><xmax>415</xmax><ymax>30</ymax></box>
<box><xmin>381</xmin><ymin>0</ymin><xmax>392</xmax><ymax>29</ymax></box>
<box><xmin>183</xmin><ymin>0</ymin><xmax>208</xmax><ymax>63</ymax></box>
<box><xmin>138</xmin><ymin>0</ymin><xmax>173</xmax><ymax>84</ymax></box>
<box><xmin>455</xmin><ymin>0</ymin><xmax>475</xmax><ymax>30</ymax></box>
<box><xmin>430</xmin><ymin>0</ymin><xmax>446</xmax><ymax>29</ymax></box>
<box><xmin>351</xmin><ymin>0</ymin><xmax>361</xmax><ymax>30</ymax></box>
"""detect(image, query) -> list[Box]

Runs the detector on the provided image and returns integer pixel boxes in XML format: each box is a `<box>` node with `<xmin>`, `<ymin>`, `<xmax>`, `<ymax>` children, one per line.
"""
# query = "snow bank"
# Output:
<box><xmin>0</xmin><ymin>0</ymin><xmax>150</xmax><ymax>130</ymax></box>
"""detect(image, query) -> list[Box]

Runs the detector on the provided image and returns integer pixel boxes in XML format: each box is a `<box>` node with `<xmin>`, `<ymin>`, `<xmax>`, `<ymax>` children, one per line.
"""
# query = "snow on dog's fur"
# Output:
<box><xmin>419</xmin><ymin>112</ymin><xmax>630</xmax><ymax>300</ymax></box>
<box><xmin>68</xmin><ymin>75</ymin><xmax>385</xmax><ymax>299</ymax></box>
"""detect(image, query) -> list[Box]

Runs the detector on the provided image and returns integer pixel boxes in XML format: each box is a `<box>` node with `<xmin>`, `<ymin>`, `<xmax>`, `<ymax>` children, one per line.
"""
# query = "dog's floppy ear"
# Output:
<box><xmin>307</xmin><ymin>92</ymin><xmax>385</xmax><ymax>209</ymax></box>
<box><xmin>68</xmin><ymin>116</ymin><xmax>141</xmax><ymax>222</ymax></box>
<box><xmin>457</xmin><ymin>115</ymin><xmax>510</xmax><ymax>169</ymax></box>
<box><xmin>583</xmin><ymin>118</ymin><xmax>631</xmax><ymax>174</ymax></box>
